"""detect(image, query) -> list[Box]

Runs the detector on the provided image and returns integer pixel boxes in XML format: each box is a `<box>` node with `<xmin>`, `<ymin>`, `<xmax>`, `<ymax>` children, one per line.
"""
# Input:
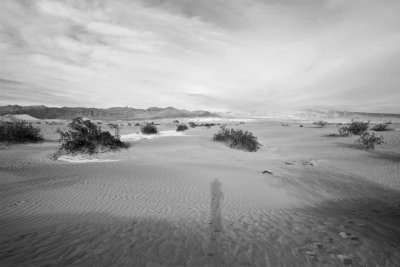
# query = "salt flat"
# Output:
<box><xmin>0</xmin><ymin>121</ymin><xmax>399</xmax><ymax>266</ymax></box>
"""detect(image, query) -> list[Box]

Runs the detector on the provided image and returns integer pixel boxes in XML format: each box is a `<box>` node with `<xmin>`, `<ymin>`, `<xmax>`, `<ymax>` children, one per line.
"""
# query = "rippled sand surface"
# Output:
<box><xmin>1</xmin><ymin>122</ymin><xmax>400</xmax><ymax>266</ymax></box>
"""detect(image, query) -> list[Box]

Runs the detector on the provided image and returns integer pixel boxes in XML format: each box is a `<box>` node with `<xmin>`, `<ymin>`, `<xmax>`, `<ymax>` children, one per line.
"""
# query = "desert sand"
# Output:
<box><xmin>1</xmin><ymin>121</ymin><xmax>400</xmax><ymax>266</ymax></box>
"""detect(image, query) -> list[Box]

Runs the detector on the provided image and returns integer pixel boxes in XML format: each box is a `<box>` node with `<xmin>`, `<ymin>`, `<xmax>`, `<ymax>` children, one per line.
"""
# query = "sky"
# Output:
<box><xmin>0</xmin><ymin>0</ymin><xmax>399</xmax><ymax>113</ymax></box>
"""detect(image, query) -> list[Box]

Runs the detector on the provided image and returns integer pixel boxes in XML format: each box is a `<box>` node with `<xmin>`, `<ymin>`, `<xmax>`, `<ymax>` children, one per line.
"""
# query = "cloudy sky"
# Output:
<box><xmin>1</xmin><ymin>0</ymin><xmax>399</xmax><ymax>113</ymax></box>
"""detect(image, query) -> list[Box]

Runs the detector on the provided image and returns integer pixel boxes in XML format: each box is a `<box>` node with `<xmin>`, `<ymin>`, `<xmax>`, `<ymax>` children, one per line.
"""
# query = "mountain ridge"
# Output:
<box><xmin>0</xmin><ymin>105</ymin><xmax>219</xmax><ymax>120</ymax></box>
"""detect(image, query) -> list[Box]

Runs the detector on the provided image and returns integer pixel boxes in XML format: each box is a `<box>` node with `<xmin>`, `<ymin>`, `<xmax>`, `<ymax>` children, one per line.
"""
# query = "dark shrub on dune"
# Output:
<box><xmin>140</xmin><ymin>123</ymin><xmax>158</xmax><ymax>134</ymax></box>
<box><xmin>313</xmin><ymin>121</ymin><xmax>328</xmax><ymax>127</ymax></box>
<box><xmin>356</xmin><ymin>132</ymin><xmax>384</xmax><ymax>149</ymax></box>
<box><xmin>371</xmin><ymin>123</ymin><xmax>390</xmax><ymax>132</ymax></box>
<box><xmin>348</xmin><ymin>121</ymin><xmax>369</xmax><ymax>135</ymax></box>
<box><xmin>134</xmin><ymin>123</ymin><xmax>140</xmax><ymax>126</ymax></box>
<box><xmin>213</xmin><ymin>126</ymin><xmax>261</xmax><ymax>152</ymax></box>
<box><xmin>0</xmin><ymin>119</ymin><xmax>44</xmax><ymax>143</ymax></box>
<box><xmin>189</xmin><ymin>121</ymin><xmax>197</xmax><ymax>128</ymax></box>
<box><xmin>176</xmin><ymin>124</ymin><xmax>188</xmax><ymax>132</ymax></box>
<box><xmin>338</xmin><ymin>126</ymin><xmax>350</xmax><ymax>136</ymax></box>
<box><xmin>56</xmin><ymin>117</ymin><xmax>127</xmax><ymax>155</ymax></box>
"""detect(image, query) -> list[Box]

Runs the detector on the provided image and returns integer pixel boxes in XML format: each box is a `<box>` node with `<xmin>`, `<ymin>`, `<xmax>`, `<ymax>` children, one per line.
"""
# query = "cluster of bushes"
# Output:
<box><xmin>313</xmin><ymin>121</ymin><xmax>328</xmax><ymax>128</ymax></box>
<box><xmin>140</xmin><ymin>123</ymin><xmax>158</xmax><ymax>134</ymax></box>
<box><xmin>56</xmin><ymin>117</ymin><xmax>128</xmax><ymax>155</ymax></box>
<box><xmin>213</xmin><ymin>126</ymin><xmax>261</xmax><ymax>152</ymax></box>
<box><xmin>0</xmin><ymin>119</ymin><xmax>44</xmax><ymax>143</ymax></box>
<box><xmin>176</xmin><ymin>124</ymin><xmax>188</xmax><ymax>132</ymax></box>
<box><xmin>333</xmin><ymin>120</ymin><xmax>385</xmax><ymax>149</ymax></box>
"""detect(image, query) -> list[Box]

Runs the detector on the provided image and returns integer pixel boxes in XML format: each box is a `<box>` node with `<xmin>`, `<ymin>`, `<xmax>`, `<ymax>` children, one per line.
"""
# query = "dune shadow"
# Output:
<box><xmin>335</xmin><ymin>142</ymin><xmax>363</xmax><ymax>150</ymax></box>
<box><xmin>366</xmin><ymin>151</ymin><xmax>400</xmax><ymax>163</ymax></box>
<box><xmin>0</xmin><ymin>212</ymin><xmax>210</xmax><ymax>266</ymax></box>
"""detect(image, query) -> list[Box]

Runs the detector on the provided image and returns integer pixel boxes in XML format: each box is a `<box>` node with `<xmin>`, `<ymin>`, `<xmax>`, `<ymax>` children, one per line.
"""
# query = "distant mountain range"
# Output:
<box><xmin>223</xmin><ymin>108</ymin><xmax>400</xmax><ymax>123</ymax></box>
<box><xmin>0</xmin><ymin>105</ymin><xmax>218</xmax><ymax>120</ymax></box>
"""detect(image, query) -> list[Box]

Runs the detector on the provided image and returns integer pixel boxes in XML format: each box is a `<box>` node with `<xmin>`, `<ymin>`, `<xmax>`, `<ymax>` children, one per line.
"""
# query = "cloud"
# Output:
<box><xmin>0</xmin><ymin>0</ymin><xmax>399</xmax><ymax>112</ymax></box>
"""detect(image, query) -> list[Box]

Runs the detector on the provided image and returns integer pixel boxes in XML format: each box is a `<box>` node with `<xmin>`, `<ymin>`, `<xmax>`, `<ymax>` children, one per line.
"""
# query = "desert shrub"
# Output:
<box><xmin>299</xmin><ymin>124</ymin><xmax>304</xmax><ymax>127</ymax></box>
<box><xmin>338</xmin><ymin>126</ymin><xmax>350</xmax><ymax>136</ymax></box>
<box><xmin>176</xmin><ymin>124</ymin><xmax>188</xmax><ymax>132</ymax></box>
<box><xmin>128</xmin><ymin>123</ymin><xmax>132</xmax><ymax>126</ymax></box>
<box><xmin>0</xmin><ymin>119</ymin><xmax>44</xmax><ymax>143</ymax></box>
<box><xmin>36</xmin><ymin>121</ymin><xmax>41</xmax><ymax>124</ymax></box>
<box><xmin>313</xmin><ymin>121</ymin><xmax>328</xmax><ymax>127</ymax></box>
<box><xmin>371</xmin><ymin>123</ymin><xmax>390</xmax><ymax>131</ymax></box>
<box><xmin>189</xmin><ymin>121</ymin><xmax>197</xmax><ymax>128</ymax></box>
<box><xmin>202</xmin><ymin>123</ymin><xmax>215</xmax><ymax>128</ymax></box>
<box><xmin>134</xmin><ymin>123</ymin><xmax>140</xmax><ymax>126</ymax></box>
<box><xmin>97</xmin><ymin>122</ymin><xmax>102</xmax><ymax>124</ymax></box>
<box><xmin>356</xmin><ymin>132</ymin><xmax>384</xmax><ymax>149</ymax></box>
<box><xmin>140</xmin><ymin>123</ymin><xmax>158</xmax><ymax>134</ymax></box>
<box><xmin>213</xmin><ymin>126</ymin><xmax>261</xmax><ymax>152</ymax></box>
<box><xmin>173</xmin><ymin>120</ymin><xmax>179</xmax><ymax>123</ymax></box>
<box><xmin>56</xmin><ymin>117</ymin><xmax>127</xmax><ymax>155</ymax></box>
<box><xmin>348</xmin><ymin>121</ymin><xmax>369</xmax><ymax>135</ymax></box>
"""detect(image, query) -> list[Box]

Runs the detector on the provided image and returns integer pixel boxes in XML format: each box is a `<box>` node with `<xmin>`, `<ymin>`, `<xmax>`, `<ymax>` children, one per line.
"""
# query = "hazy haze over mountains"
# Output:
<box><xmin>1</xmin><ymin>0</ymin><xmax>400</xmax><ymax>112</ymax></box>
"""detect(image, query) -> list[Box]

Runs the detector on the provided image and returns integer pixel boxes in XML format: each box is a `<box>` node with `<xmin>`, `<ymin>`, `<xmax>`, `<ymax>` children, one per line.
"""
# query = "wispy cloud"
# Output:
<box><xmin>0</xmin><ymin>0</ymin><xmax>399</xmax><ymax>112</ymax></box>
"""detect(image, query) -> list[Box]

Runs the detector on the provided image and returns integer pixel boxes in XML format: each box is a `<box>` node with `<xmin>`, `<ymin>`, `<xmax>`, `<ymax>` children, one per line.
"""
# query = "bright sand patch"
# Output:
<box><xmin>120</xmin><ymin>130</ymin><xmax>186</xmax><ymax>141</ymax></box>
<box><xmin>0</xmin><ymin>121</ymin><xmax>399</xmax><ymax>266</ymax></box>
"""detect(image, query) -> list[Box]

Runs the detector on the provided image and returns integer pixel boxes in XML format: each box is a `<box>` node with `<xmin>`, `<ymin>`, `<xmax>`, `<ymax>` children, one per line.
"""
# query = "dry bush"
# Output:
<box><xmin>348</xmin><ymin>121</ymin><xmax>369</xmax><ymax>135</ymax></box>
<box><xmin>213</xmin><ymin>126</ymin><xmax>261</xmax><ymax>152</ymax></box>
<box><xmin>313</xmin><ymin>121</ymin><xmax>328</xmax><ymax>127</ymax></box>
<box><xmin>371</xmin><ymin>123</ymin><xmax>390</xmax><ymax>132</ymax></box>
<box><xmin>338</xmin><ymin>126</ymin><xmax>350</xmax><ymax>136</ymax></box>
<box><xmin>176</xmin><ymin>124</ymin><xmax>188</xmax><ymax>132</ymax></box>
<box><xmin>356</xmin><ymin>132</ymin><xmax>384</xmax><ymax>149</ymax></box>
<box><xmin>0</xmin><ymin>119</ymin><xmax>44</xmax><ymax>143</ymax></box>
<box><xmin>140</xmin><ymin>123</ymin><xmax>158</xmax><ymax>134</ymax></box>
<box><xmin>56</xmin><ymin>117</ymin><xmax>127</xmax><ymax>155</ymax></box>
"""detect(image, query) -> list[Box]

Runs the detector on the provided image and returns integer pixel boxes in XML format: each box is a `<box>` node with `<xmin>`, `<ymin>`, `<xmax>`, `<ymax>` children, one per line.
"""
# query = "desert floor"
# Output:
<box><xmin>1</xmin><ymin>121</ymin><xmax>400</xmax><ymax>266</ymax></box>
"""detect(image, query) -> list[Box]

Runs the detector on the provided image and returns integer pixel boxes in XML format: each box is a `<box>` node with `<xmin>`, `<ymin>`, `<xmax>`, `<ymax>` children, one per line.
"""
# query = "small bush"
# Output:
<box><xmin>134</xmin><ymin>123</ymin><xmax>140</xmax><ymax>126</ymax></box>
<box><xmin>0</xmin><ymin>119</ymin><xmax>44</xmax><ymax>143</ymax></box>
<box><xmin>213</xmin><ymin>126</ymin><xmax>261</xmax><ymax>152</ymax></box>
<box><xmin>313</xmin><ymin>121</ymin><xmax>328</xmax><ymax>127</ymax></box>
<box><xmin>189</xmin><ymin>121</ymin><xmax>197</xmax><ymax>128</ymax></box>
<box><xmin>173</xmin><ymin>120</ymin><xmax>179</xmax><ymax>123</ymax></box>
<box><xmin>56</xmin><ymin>117</ymin><xmax>127</xmax><ymax>155</ymax></box>
<box><xmin>140</xmin><ymin>123</ymin><xmax>158</xmax><ymax>134</ymax></box>
<box><xmin>299</xmin><ymin>124</ymin><xmax>304</xmax><ymax>127</ymax></box>
<box><xmin>356</xmin><ymin>132</ymin><xmax>384</xmax><ymax>149</ymax></box>
<box><xmin>176</xmin><ymin>124</ymin><xmax>188</xmax><ymax>132</ymax></box>
<box><xmin>348</xmin><ymin>121</ymin><xmax>369</xmax><ymax>135</ymax></box>
<box><xmin>338</xmin><ymin>126</ymin><xmax>350</xmax><ymax>136</ymax></box>
<box><xmin>371</xmin><ymin>123</ymin><xmax>390</xmax><ymax>131</ymax></box>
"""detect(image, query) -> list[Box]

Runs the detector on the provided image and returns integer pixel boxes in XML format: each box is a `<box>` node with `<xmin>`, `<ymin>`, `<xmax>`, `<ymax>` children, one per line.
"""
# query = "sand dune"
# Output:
<box><xmin>0</xmin><ymin>121</ymin><xmax>399</xmax><ymax>266</ymax></box>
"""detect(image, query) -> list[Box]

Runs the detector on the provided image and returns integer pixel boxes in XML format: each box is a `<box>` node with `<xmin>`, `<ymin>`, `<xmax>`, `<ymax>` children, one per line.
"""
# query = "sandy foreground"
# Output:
<box><xmin>0</xmin><ymin>121</ymin><xmax>400</xmax><ymax>266</ymax></box>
